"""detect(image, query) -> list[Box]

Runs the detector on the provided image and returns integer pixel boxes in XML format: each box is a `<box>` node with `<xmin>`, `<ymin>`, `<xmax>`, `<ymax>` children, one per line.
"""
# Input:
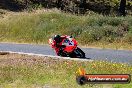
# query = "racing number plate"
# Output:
<box><xmin>63</xmin><ymin>39</ymin><xmax>74</xmax><ymax>46</ymax></box>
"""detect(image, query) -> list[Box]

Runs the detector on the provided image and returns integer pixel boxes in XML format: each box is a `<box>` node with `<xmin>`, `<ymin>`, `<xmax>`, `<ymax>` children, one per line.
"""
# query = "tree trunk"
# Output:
<box><xmin>79</xmin><ymin>0</ymin><xmax>86</xmax><ymax>14</ymax></box>
<box><xmin>119</xmin><ymin>0</ymin><xmax>126</xmax><ymax>16</ymax></box>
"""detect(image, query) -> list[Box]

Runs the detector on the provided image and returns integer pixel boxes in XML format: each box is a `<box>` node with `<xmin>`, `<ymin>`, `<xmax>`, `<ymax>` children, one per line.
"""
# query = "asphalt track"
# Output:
<box><xmin>0</xmin><ymin>43</ymin><xmax>132</xmax><ymax>64</ymax></box>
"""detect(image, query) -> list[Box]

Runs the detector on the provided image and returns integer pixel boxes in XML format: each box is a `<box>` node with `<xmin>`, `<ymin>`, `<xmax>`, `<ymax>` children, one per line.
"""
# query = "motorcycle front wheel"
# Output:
<box><xmin>71</xmin><ymin>47</ymin><xmax>86</xmax><ymax>58</ymax></box>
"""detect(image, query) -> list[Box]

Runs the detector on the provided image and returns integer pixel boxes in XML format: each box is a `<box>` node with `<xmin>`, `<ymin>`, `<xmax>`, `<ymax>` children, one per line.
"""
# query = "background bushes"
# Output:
<box><xmin>0</xmin><ymin>11</ymin><xmax>131</xmax><ymax>45</ymax></box>
<box><xmin>0</xmin><ymin>0</ymin><xmax>131</xmax><ymax>15</ymax></box>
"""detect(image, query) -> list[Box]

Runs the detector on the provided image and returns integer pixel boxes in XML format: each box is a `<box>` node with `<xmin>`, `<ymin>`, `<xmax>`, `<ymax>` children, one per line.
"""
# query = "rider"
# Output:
<box><xmin>52</xmin><ymin>35</ymin><xmax>72</xmax><ymax>55</ymax></box>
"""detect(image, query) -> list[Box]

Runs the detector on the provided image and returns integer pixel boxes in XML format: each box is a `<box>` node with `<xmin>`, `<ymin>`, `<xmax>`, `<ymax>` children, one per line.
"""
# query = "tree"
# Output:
<box><xmin>119</xmin><ymin>0</ymin><xmax>126</xmax><ymax>16</ymax></box>
<box><xmin>79</xmin><ymin>0</ymin><xmax>86</xmax><ymax>14</ymax></box>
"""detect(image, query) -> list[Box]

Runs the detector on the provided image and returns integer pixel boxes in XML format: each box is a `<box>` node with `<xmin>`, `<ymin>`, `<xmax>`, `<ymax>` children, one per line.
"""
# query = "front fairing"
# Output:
<box><xmin>61</xmin><ymin>38</ymin><xmax>77</xmax><ymax>53</ymax></box>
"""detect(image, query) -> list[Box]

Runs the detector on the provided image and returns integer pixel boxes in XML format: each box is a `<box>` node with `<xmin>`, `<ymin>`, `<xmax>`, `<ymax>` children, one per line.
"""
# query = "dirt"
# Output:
<box><xmin>0</xmin><ymin>53</ymin><xmax>71</xmax><ymax>67</ymax></box>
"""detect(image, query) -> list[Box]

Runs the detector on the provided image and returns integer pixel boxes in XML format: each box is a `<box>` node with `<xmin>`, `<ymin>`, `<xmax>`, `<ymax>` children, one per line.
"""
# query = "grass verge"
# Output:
<box><xmin>0</xmin><ymin>53</ymin><xmax>132</xmax><ymax>88</ymax></box>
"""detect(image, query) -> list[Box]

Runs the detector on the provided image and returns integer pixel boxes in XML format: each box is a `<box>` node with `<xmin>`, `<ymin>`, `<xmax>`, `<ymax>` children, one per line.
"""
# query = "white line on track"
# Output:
<box><xmin>0</xmin><ymin>51</ymin><xmax>93</xmax><ymax>62</ymax></box>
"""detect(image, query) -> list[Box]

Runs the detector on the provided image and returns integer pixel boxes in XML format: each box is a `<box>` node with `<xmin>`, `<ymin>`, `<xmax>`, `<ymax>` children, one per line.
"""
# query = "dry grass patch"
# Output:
<box><xmin>0</xmin><ymin>53</ymin><xmax>132</xmax><ymax>88</ymax></box>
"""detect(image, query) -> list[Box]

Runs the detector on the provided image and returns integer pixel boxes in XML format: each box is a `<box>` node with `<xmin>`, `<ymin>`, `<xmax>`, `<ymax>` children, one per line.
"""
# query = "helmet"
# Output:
<box><xmin>53</xmin><ymin>35</ymin><xmax>61</xmax><ymax>42</ymax></box>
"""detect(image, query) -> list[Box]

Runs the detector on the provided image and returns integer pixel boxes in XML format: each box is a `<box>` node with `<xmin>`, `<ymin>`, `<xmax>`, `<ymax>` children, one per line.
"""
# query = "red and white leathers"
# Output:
<box><xmin>49</xmin><ymin>35</ymin><xmax>71</xmax><ymax>55</ymax></box>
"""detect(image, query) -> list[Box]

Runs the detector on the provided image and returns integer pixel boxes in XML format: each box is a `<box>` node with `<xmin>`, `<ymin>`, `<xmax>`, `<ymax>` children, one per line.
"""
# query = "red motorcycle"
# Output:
<box><xmin>49</xmin><ymin>36</ymin><xmax>85</xmax><ymax>58</ymax></box>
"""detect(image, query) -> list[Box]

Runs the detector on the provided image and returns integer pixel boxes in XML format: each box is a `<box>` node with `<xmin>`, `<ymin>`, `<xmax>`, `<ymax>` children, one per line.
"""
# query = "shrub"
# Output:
<box><xmin>122</xmin><ymin>34</ymin><xmax>132</xmax><ymax>44</ymax></box>
<box><xmin>115</xmin><ymin>21</ymin><xmax>129</xmax><ymax>37</ymax></box>
<box><xmin>78</xmin><ymin>27</ymin><xmax>105</xmax><ymax>44</ymax></box>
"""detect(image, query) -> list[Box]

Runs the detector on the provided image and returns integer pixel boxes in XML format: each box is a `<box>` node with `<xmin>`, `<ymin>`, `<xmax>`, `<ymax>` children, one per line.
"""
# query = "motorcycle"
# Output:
<box><xmin>49</xmin><ymin>36</ymin><xmax>85</xmax><ymax>58</ymax></box>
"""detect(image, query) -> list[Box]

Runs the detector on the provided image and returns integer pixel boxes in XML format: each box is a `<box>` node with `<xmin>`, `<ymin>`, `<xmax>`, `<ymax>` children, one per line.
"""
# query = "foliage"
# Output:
<box><xmin>0</xmin><ymin>10</ymin><xmax>132</xmax><ymax>48</ymax></box>
<box><xmin>0</xmin><ymin>0</ymin><xmax>132</xmax><ymax>15</ymax></box>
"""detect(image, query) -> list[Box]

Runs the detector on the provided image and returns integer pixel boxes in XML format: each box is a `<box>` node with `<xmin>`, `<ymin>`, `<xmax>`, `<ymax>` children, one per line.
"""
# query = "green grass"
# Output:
<box><xmin>0</xmin><ymin>9</ymin><xmax>132</xmax><ymax>49</ymax></box>
<box><xmin>0</xmin><ymin>54</ymin><xmax>132</xmax><ymax>88</ymax></box>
